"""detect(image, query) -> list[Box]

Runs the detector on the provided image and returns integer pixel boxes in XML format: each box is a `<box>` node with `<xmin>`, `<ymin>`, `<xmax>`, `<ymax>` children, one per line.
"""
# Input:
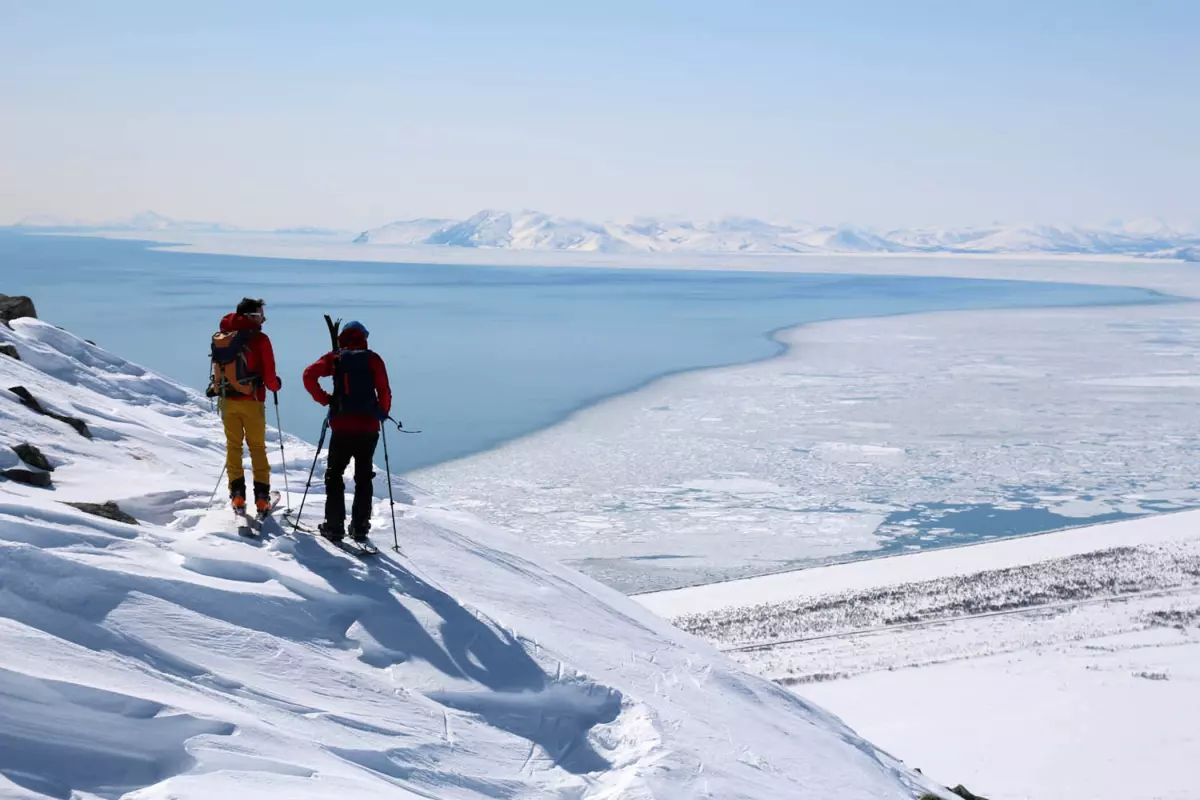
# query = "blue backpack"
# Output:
<box><xmin>331</xmin><ymin>349</ymin><xmax>379</xmax><ymax>416</ymax></box>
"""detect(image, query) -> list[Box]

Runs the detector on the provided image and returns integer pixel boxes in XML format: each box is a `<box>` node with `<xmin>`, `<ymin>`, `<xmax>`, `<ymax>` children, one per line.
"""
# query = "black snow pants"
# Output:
<box><xmin>324</xmin><ymin>431</ymin><xmax>379</xmax><ymax>532</ymax></box>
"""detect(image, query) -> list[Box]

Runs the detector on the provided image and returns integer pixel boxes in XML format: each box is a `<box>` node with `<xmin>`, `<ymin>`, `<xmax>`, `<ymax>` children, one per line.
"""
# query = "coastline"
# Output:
<box><xmin>411</xmin><ymin>284</ymin><xmax>1183</xmax><ymax>479</ymax></box>
<box><xmin>32</xmin><ymin>228</ymin><xmax>1200</xmax><ymax>298</ymax></box>
<box><xmin>413</xmin><ymin>297</ymin><xmax>1200</xmax><ymax>593</ymax></box>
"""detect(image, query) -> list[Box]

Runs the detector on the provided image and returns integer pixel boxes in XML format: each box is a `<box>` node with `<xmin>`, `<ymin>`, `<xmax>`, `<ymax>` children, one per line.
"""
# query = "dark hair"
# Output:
<box><xmin>236</xmin><ymin>297</ymin><xmax>264</xmax><ymax>315</ymax></box>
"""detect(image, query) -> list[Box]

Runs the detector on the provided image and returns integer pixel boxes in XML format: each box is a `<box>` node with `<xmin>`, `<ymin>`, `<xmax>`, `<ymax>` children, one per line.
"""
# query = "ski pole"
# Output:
<box><xmin>208</xmin><ymin>464</ymin><xmax>227</xmax><ymax>507</ymax></box>
<box><xmin>208</xmin><ymin>386</ymin><xmax>228</xmax><ymax>506</ymax></box>
<box><xmin>273</xmin><ymin>392</ymin><xmax>291</xmax><ymax>511</ymax></box>
<box><xmin>382</xmin><ymin>424</ymin><xmax>400</xmax><ymax>552</ymax></box>
<box><xmin>293</xmin><ymin>418</ymin><xmax>329</xmax><ymax>533</ymax></box>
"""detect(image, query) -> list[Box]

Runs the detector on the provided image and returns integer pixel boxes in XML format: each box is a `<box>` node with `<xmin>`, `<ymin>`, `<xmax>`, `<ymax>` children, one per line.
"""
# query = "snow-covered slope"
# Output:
<box><xmin>640</xmin><ymin>511</ymin><xmax>1200</xmax><ymax>800</ymax></box>
<box><xmin>0</xmin><ymin>312</ymin><xmax>944</xmax><ymax>798</ymax></box>
<box><xmin>351</xmin><ymin>217</ymin><xmax>457</xmax><ymax>245</ymax></box>
<box><xmin>357</xmin><ymin>211</ymin><xmax>636</xmax><ymax>253</ymax></box>
<box><xmin>355</xmin><ymin>210</ymin><xmax>1200</xmax><ymax>259</ymax></box>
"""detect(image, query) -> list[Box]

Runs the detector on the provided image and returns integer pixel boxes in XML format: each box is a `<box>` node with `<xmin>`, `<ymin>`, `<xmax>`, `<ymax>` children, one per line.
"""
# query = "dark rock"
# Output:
<box><xmin>0</xmin><ymin>295</ymin><xmax>37</xmax><ymax>328</ymax></box>
<box><xmin>1</xmin><ymin>468</ymin><xmax>53</xmax><ymax>488</ymax></box>
<box><xmin>64</xmin><ymin>501</ymin><xmax>138</xmax><ymax>525</ymax></box>
<box><xmin>0</xmin><ymin>344</ymin><xmax>18</xmax><ymax>360</ymax></box>
<box><xmin>12</xmin><ymin>443</ymin><xmax>54</xmax><ymax>471</ymax></box>
<box><xmin>9</xmin><ymin>385</ymin><xmax>42</xmax><ymax>410</ymax></box>
<box><xmin>8</xmin><ymin>385</ymin><xmax>93</xmax><ymax>439</ymax></box>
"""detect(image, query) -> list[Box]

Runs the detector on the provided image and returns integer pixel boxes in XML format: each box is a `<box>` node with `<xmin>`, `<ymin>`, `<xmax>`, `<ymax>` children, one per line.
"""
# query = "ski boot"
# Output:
<box><xmin>318</xmin><ymin>522</ymin><xmax>345</xmax><ymax>543</ymax></box>
<box><xmin>349</xmin><ymin>521</ymin><xmax>371</xmax><ymax>544</ymax></box>
<box><xmin>253</xmin><ymin>482</ymin><xmax>273</xmax><ymax>518</ymax></box>
<box><xmin>230</xmin><ymin>477</ymin><xmax>247</xmax><ymax>515</ymax></box>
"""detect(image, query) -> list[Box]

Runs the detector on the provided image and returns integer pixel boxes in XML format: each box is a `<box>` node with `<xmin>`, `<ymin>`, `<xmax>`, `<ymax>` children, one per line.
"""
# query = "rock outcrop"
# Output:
<box><xmin>0</xmin><ymin>295</ymin><xmax>37</xmax><ymax>328</ymax></box>
<box><xmin>8</xmin><ymin>385</ymin><xmax>92</xmax><ymax>439</ymax></box>
<box><xmin>12</xmin><ymin>443</ymin><xmax>54</xmax><ymax>472</ymax></box>
<box><xmin>1</xmin><ymin>468</ymin><xmax>53</xmax><ymax>488</ymax></box>
<box><xmin>64</xmin><ymin>501</ymin><xmax>138</xmax><ymax>525</ymax></box>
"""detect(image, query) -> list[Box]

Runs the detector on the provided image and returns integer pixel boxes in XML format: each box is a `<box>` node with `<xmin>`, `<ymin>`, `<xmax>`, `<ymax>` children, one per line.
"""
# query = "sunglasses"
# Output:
<box><xmin>246</xmin><ymin>311</ymin><xmax>267</xmax><ymax>323</ymax></box>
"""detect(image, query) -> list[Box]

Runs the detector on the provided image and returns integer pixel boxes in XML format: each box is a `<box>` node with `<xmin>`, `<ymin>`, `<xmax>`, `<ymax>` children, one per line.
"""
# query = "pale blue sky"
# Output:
<box><xmin>2</xmin><ymin>1</ymin><xmax>1197</xmax><ymax>230</ymax></box>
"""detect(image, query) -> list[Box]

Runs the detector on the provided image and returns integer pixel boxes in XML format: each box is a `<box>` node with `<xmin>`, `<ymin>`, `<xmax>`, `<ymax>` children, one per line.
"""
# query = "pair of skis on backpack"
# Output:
<box><xmin>236</xmin><ymin>491</ymin><xmax>379</xmax><ymax>556</ymax></box>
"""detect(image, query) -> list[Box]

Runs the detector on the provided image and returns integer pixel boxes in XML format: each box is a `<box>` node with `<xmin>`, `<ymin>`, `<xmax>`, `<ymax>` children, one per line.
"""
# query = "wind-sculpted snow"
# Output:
<box><xmin>0</xmin><ymin>313</ymin><xmax>943</xmax><ymax>798</ymax></box>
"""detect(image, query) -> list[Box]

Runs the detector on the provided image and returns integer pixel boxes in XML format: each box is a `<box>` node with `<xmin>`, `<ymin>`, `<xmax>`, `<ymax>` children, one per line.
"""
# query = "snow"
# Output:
<box><xmin>358</xmin><ymin>210</ymin><xmax>637</xmax><ymax>253</ymax></box>
<box><xmin>352</xmin><ymin>209</ymin><xmax>1200</xmax><ymax>259</ymax></box>
<box><xmin>351</xmin><ymin>217</ymin><xmax>457</xmax><ymax>245</ymax></box>
<box><xmin>20</xmin><ymin>207</ymin><xmax>1200</xmax><ymax>260</ymax></box>
<box><xmin>640</xmin><ymin>510</ymin><xmax>1200</xmax><ymax>800</ymax></box>
<box><xmin>0</xmin><ymin>316</ymin><xmax>943</xmax><ymax>798</ymax></box>
<box><xmin>636</xmin><ymin>509</ymin><xmax>1200</xmax><ymax>618</ymax></box>
<box><xmin>416</xmin><ymin>299</ymin><xmax>1200</xmax><ymax>593</ymax></box>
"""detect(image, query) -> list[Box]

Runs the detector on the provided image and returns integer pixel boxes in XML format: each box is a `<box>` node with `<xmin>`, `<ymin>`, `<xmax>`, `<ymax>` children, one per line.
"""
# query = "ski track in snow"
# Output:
<box><xmin>0</xmin><ymin>317</ymin><xmax>945</xmax><ymax>799</ymax></box>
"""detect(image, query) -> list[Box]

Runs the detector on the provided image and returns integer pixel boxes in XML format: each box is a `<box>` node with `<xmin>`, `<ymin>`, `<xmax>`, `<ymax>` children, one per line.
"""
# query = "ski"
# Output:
<box><xmin>234</xmin><ymin>507</ymin><xmax>257</xmax><ymax>538</ymax></box>
<box><xmin>281</xmin><ymin>513</ymin><xmax>316</xmax><ymax>534</ymax></box>
<box><xmin>241</xmin><ymin>490</ymin><xmax>283</xmax><ymax>535</ymax></box>
<box><xmin>318</xmin><ymin>529</ymin><xmax>379</xmax><ymax>557</ymax></box>
<box><xmin>277</xmin><ymin>507</ymin><xmax>316</xmax><ymax>534</ymax></box>
<box><xmin>345</xmin><ymin>540</ymin><xmax>379</xmax><ymax>557</ymax></box>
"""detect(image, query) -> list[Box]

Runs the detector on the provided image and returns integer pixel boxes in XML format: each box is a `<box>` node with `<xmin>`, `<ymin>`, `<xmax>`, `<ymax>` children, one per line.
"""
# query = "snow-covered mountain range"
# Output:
<box><xmin>357</xmin><ymin>210</ymin><xmax>1200</xmax><ymax>260</ymax></box>
<box><xmin>16</xmin><ymin>208</ymin><xmax>1200</xmax><ymax>261</ymax></box>
<box><xmin>14</xmin><ymin>210</ymin><xmax>236</xmax><ymax>233</ymax></box>
<box><xmin>0</xmin><ymin>299</ymin><xmax>952</xmax><ymax>799</ymax></box>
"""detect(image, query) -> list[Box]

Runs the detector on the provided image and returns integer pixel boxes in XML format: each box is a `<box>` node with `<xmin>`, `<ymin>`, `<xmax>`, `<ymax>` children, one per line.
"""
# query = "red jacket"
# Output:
<box><xmin>302</xmin><ymin>328</ymin><xmax>392</xmax><ymax>434</ymax></box>
<box><xmin>219</xmin><ymin>313</ymin><xmax>281</xmax><ymax>402</ymax></box>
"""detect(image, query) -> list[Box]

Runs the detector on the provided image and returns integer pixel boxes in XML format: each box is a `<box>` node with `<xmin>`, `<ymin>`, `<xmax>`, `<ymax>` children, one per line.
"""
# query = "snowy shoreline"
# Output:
<box><xmin>637</xmin><ymin>508</ymin><xmax>1200</xmax><ymax>800</ymax></box>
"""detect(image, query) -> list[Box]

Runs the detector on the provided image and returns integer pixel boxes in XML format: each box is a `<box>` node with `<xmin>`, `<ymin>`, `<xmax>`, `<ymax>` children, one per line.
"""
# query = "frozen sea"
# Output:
<box><xmin>2</xmin><ymin>230</ymin><xmax>1165</xmax><ymax>475</ymax></box>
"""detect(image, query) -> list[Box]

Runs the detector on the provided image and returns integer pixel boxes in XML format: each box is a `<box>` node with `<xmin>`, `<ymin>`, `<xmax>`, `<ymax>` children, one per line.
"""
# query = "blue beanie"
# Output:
<box><xmin>343</xmin><ymin>320</ymin><xmax>369</xmax><ymax>338</ymax></box>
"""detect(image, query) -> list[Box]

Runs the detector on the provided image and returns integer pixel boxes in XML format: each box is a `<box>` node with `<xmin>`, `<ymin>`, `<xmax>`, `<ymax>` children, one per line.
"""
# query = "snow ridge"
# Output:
<box><xmin>0</xmin><ymin>313</ymin><xmax>943</xmax><ymax>798</ymax></box>
<box><xmin>357</xmin><ymin>210</ymin><xmax>1200</xmax><ymax>259</ymax></box>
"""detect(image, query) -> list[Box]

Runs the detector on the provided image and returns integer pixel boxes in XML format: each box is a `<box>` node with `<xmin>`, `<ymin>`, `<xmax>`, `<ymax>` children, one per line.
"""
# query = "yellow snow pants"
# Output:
<box><xmin>223</xmin><ymin>400</ymin><xmax>270</xmax><ymax>487</ymax></box>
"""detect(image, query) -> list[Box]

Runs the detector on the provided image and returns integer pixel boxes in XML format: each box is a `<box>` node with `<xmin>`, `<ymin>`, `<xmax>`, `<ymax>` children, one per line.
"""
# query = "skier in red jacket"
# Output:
<box><xmin>215</xmin><ymin>298</ymin><xmax>282</xmax><ymax>515</ymax></box>
<box><xmin>302</xmin><ymin>320</ymin><xmax>391</xmax><ymax>542</ymax></box>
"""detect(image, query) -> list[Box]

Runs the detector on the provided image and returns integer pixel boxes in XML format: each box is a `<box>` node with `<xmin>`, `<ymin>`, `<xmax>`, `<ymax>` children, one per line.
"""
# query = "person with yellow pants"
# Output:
<box><xmin>213</xmin><ymin>298</ymin><xmax>282</xmax><ymax>514</ymax></box>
